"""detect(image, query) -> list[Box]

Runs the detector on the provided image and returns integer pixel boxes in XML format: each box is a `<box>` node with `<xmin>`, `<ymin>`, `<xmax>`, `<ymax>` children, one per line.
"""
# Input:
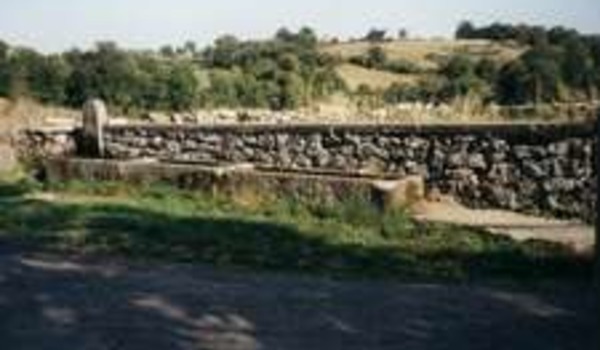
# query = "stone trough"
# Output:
<box><xmin>45</xmin><ymin>157</ymin><xmax>426</xmax><ymax>212</ymax></box>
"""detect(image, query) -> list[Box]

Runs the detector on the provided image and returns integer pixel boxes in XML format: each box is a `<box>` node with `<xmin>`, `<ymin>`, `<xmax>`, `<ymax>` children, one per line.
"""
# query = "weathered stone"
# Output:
<box><xmin>371</xmin><ymin>176</ymin><xmax>425</xmax><ymax>211</ymax></box>
<box><xmin>513</xmin><ymin>146</ymin><xmax>533</xmax><ymax>160</ymax></box>
<box><xmin>522</xmin><ymin>162</ymin><xmax>546</xmax><ymax>179</ymax></box>
<box><xmin>447</xmin><ymin>152</ymin><xmax>465</xmax><ymax>167</ymax></box>
<box><xmin>82</xmin><ymin>99</ymin><xmax>108</xmax><ymax>157</ymax></box>
<box><xmin>35</xmin><ymin>120</ymin><xmax>594</xmax><ymax>223</ymax></box>
<box><xmin>467</xmin><ymin>153</ymin><xmax>487</xmax><ymax>170</ymax></box>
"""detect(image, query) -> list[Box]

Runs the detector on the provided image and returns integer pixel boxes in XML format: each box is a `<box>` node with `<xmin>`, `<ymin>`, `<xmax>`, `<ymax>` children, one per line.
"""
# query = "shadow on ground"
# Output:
<box><xmin>0</xmin><ymin>182</ymin><xmax>598</xmax><ymax>349</ymax></box>
<box><xmin>0</xmin><ymin>242</ymin><xmax>598</xmax><ymax>350</ymax></box>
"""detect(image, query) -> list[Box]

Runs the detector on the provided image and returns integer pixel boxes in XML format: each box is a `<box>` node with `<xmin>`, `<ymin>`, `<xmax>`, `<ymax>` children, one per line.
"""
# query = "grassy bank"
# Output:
<box><xmin>0</xmin><ymin>178</ymin><xmax>591</xmax><ymax>281</ymax></box>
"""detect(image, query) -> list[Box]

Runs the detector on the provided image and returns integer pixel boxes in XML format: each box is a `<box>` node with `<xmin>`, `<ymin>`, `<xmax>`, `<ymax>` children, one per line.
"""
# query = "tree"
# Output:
<box><xmin>183</xmin><ymin>41</ymin><xmax>197</xmax><ymax>56</ymax></box>
<box><xmin>297</xmin><ymin>27</ymin><xmax>318</xmax><ymax>48</ymax></box>
<box><xmin>160</xmin><ymin>45</ymin><xmax>175</xmax><ymax>57</ymax></box>
<box><xmin>28</xmin><ymin>55</ymin><xmax>70</xmax><ymax>104</ymax></box>
<box><xmin>456</xmin><ymin>21</ymin><xmax>475</xmax><ymax>39</ymax></box>
<box><xmin>438</xmin><ymin>55</ymin><xmax>485</xmax><ymax>98</ymax></box>
<box><xmin>166</xmin><ymin>63</ymin><xmax>199</xmax><ymax>111</ymax></box>
<box><xmin>561</xmin><ymin>37</ymin><xmax>595</xmax><ymax>95</ymax></box>
<box><xmin>366</xmin><ymin>46</ymin><xmax>387</xmax><ymax>68</ymax></box>
<box><xmin>0</xmin><ymin>40</ymin><xmax>11</xmax><ymax>96</ymax></box>
<box><xmin>365</xmin><ymin>29</ymin><xmax>387</xmax><ymax>42</ymax></box>
<box><xmin>398</xmin><ymin>28</ymin><xmax>408</xmax><ymax>40</ymax></box>
<box><xmin>205</xmin><ymin>35</ymin><xmax>240</xmax><ymax>68</ymax></box>
<box><xmin>496</xmin><ymin>47</ymin><xmax>563</xmax><ymax>104</ymax></box>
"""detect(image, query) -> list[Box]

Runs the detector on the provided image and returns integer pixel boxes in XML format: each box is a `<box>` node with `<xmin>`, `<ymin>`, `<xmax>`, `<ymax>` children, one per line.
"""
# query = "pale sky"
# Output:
<box><xmin>1</xmin><ymin>0</ymin><xmax>599</xmax><ymax>52</ymax></box>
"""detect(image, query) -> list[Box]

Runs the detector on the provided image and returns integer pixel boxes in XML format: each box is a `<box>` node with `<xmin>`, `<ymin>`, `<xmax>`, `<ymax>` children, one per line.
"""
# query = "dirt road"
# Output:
<box><xmin>0</xmin><ymin>243</ymin><xmax>597</xmax><ymax>350</ymax></box>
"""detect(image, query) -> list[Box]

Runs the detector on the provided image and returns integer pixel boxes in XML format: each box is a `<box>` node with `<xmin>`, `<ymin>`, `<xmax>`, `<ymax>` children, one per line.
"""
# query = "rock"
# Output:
<box><xmin>490</xmin><ymin>152</ymin><xmax>507</xmax><ymax>163</ymax></box>
<box><xmin>143</xmin><ymin>112</ymin><xmax>170</xmax><ymax>124</ymax></box>
<box><xmin>513</xmin><ymin>146</ymin><xmax>533</xmax><ymax>160</ymax></box>
<box><xmin>312</xmin><ymin>149</ymin><xmax>330</xmax><ymax>168</ymax></box>
<box><xmin>150</xmin><ymin>136</ymin><xmax>163</xmax><ymax>149</ymax></box>
<box><xmin>294</xmin><ymin>155</ymin><xmax>312</xmax><ymax>168</ymax></box>
<box><xmin>483</xmin><ymin>184</ymin><xmax>519</xmax><ymax>210</ymax></box>
<box><xmin>447</xmin><ymin>152</ymin><xmax>465</xmax><ymax>168</ymax></box>
<box><xmin>361</xmin><ymin>142</ymin><xmax>385</xmax><ymax>159</ymax></box>
<box><xmin>330</xmin><ymin>154</ymin><xmax>348</xmax><ymax>169</ymax></box>
<box><xmin>371</xmin><ymin>175</ymin><xmax>425</xmax><ymax>211</ymax></box>
<box><xmin>488</xmin><ymin>163</ymin><xmax>511</xmax><ymax>183</ymax></box>
<box><xmin>182</xmin><ymin>140</ymin><xmax>198</xmax><ymax>151</ymax></box>
<box><xmin>467</xmin><ymin>153</ymin><xmax>487</xmax><ymax>170</ymax></box>
<box><xmin>166</xmin><ymin>141</ymin><xmax>180</xmax><ymax>154</ymax></box>
<box><xmin>170</xmin><ymin>113</ymin><xmax>184</xmax><ymax>125</ymax></box>
<box><xmin>543</xmin><ymin>178</ymin><xmax>577</xmax><ymax>192</ymax></box>
<box><xmin>275</xmin><ymin>134</ymin><xmax>289</xmax><ymax>150</ymax></box>
<box><xmin>549</xmin><ymin>142</ymin><xmax>570</xmax><ymax>156</ymax></box>
<box><xmin>522</xmin><ymin>162</ymin><xmax>546</xmax><ymax>179</ymax></box>
<box><xmin>276</xmin><ymin>151</ymin><xmax>292</xmax><ymax>167</ymax></box>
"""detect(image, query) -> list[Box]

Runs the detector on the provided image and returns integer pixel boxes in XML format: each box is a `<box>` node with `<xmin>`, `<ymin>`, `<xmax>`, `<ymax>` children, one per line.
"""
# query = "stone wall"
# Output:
<box><xmin>13</xmin><ymin>128</ymin><xmax>78</xmax><ymax>175</ymax></box>
<box><xmin>102</xmin><ymin>123</ymin><xmax>597</xmax><ymax>222</ymax></box>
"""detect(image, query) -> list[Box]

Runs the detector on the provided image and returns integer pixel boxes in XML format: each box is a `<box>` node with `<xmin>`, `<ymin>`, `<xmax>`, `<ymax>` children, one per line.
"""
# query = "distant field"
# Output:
<box><xmin>322</xmin><ymin>39</ymin><xmax>526</xmax><ymax>91</ymax></box>
<box><xmin>335</xmin><ymin>63</ymin><xmax>422</xmax><ymax>91</ymax></box>
<box><xmin>321</xmin><ymin>39</ymin><xmax>525</xmax><ymax>69</ymax></box>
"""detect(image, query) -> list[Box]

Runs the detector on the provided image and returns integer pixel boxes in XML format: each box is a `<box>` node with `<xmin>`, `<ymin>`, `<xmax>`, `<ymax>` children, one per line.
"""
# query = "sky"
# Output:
<box><xmin>1</xmin><ymin>0</ymin><xmax>600</xmax><ymax>53</ymax></box>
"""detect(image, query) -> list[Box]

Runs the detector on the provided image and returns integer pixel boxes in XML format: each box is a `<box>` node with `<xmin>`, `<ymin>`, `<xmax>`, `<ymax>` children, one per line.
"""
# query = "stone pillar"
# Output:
<box><xmin>81</xmin><ymin>99</ymin><xmax>107</xmax><ymax>157</ymax></box>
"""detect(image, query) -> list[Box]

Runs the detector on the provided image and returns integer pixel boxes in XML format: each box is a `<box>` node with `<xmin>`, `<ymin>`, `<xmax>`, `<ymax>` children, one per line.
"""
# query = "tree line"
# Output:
<box><xmin>455</xmin><ymin>21</ymin><xmax>600</xmax><ymax>104</ymax></box>
<box><xmin>0</xmin><ymin>27</ymin><xmax>345</xmax><ymax>112</ymax></box>
<box><xmin>0</xmin><ymin>23</ymin><xmax>599</xmax><ymax>113</ymax></box>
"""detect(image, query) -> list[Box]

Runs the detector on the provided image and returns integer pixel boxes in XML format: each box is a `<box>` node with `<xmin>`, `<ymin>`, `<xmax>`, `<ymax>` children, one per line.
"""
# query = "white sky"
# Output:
<box><xmin>1</xmin><ymin>0</ymin><xmax>599</xmax><ymax>52</ymax></box>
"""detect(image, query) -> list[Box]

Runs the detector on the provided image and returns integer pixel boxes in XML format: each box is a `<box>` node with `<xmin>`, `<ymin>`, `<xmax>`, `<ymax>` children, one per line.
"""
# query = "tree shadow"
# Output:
<box><xmin>0</xmin><ymin>190</ymin><xmax>598</xmax><ymax>349</ymax></box>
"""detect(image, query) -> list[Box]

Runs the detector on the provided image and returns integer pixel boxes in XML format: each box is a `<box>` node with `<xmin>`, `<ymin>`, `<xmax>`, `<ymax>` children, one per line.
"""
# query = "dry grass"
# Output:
<box><xmin>321</xmin><ymin>39</ymin><xmax>525</xmax><ymax>70</ymax></box>
<box><xmin>0</xmin><ymin>98</ymin><xmax>79</xmax><ymax>134</ymax></box>
<box><xmin>326</xmin><ymin>39</ymin><xmax>525</xmax><ymax>92</ymax></box>
<box><xmin>335</xmin><ymin>63</ymin><xmax>421</xmax><ymax>91</ymax></box>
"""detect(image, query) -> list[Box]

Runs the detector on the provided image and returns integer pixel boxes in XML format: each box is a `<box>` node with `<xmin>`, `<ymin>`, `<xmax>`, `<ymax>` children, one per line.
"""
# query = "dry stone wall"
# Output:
<box><xmin>102</xmin><ymin>123</ymin><xmax>597</xmax><ymax>222</ymax></box>
<box><xmin>13</xmin><ymin>122</ymin><xmax>596</xmax><ymax>222</ymax></box>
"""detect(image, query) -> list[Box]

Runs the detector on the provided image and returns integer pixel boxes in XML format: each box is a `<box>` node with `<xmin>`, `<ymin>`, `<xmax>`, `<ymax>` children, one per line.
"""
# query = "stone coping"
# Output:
<box><xmin>105</xmin><ymin>121</ymin><xmax>596</xmax><ymax>139</ymax></box>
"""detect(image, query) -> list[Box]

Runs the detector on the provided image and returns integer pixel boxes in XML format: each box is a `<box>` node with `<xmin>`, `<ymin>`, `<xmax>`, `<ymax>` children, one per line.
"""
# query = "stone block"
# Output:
<box><xmin>371</xmin><ymin>176</ymin><xmax>425</xmax><ymax>212</ymax></box>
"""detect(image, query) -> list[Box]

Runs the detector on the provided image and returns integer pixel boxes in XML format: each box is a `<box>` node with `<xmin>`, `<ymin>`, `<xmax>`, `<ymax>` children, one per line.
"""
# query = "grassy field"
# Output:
<box><xmin>0</xmin><ymin>177</ymin><xmax>590</xmax><ymax>281</ymax></box>
<box><xmin>321</xmin><ymin>39</ymin><xmax>526</xmax><ymax>92</ymax></box>
<box><xmin>321</xmin><ymin>39</ymin><xmax>525</xmax><ymax>69</ymax></box>
<box><xmin>335</xmin><ymin>63</ymin><xmax>422</xmax><ymax>91</ymax></box>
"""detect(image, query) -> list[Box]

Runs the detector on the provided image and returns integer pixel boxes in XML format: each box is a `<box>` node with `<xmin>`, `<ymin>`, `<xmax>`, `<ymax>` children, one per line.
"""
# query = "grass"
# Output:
<box><xmin>335</xmin><ymin>63</ymin><xmax>421</xmax><ymax>91</ymax></box>
<box><xmin>0</xmin><ymin>177</ymin><xmax>591</xmax><ymax>281</ymax></box>
<box><xmin>320</xmin><ymin>39</ymin><xmax>525</xmax><ymax>70</ymax></box>
<box><xmin>322</xmin><ymin>39</ymin><xmax>526</xmax><ymax>92</ymax></box>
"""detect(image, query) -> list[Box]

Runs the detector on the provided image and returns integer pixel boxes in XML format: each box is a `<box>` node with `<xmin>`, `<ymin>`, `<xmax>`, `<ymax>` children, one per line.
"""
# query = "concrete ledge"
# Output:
<box><xmin>45</xmin><ymin>158</ymin><xmax>422</xmax><ymax>210</ymax></box>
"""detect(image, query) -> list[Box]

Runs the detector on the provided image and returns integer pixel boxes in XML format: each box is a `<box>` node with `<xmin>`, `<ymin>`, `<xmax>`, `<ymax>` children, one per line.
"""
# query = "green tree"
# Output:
<box><xmin>166</xmin><ymin>63</ymin><xmax>199</xmax><ymax>111</ymax></box>
<box><xmin>0</xmin><ymin>40</ymin><xmax>11</xmax><ymax>96</ymax></box>
<box><xmin>456</xmin><ymin>21</ymin><xmax>475</xmax><ymax>39</ymax></box>
<box><xmin>28</xmin><ymin>55</ymin><xmax>70</xmax><ymax>103</ymax></box>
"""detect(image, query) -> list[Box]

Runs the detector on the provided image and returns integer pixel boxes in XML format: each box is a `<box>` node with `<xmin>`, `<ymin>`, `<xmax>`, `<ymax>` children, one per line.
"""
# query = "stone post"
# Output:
<box><xmin>81</xmin><ymin>99</ymin><xmax>107</xmax><ymax>157</ymax></box>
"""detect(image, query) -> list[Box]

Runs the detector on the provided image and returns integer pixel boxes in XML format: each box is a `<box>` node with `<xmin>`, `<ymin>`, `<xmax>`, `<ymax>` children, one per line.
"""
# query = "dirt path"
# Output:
<box><xmin>413</xmin><ymin>199</ymin><xmax>595</xmax><ymax>255</ymax></box>
<box><xmin>0</xmin><ymin>243</ymin><xmax>597</xmax><ymax>350</ymax></box>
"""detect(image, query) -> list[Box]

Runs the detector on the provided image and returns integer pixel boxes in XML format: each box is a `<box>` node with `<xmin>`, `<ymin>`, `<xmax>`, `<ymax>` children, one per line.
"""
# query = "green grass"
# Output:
<box><xmin>0</xmin><ymin>178</ymin><xmax>591</xmax><ymax>281</ymax></box>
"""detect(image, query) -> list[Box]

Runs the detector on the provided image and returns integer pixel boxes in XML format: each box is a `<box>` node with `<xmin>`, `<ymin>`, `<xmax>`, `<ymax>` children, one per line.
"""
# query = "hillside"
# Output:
<box><xmin>334</xmin><ymin>63</ymin><xmax>421</xmax><ymax>91</ymax></box>
<box><xmin>320</xmin><ymin>39</ymin><xmax>526</xmax><ymax>91</ymax></box>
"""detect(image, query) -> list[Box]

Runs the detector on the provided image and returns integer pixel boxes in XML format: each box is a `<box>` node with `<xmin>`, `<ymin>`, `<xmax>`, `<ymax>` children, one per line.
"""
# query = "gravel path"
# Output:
<box><xmin>413</xmin><ymin>200</ymin><xmax>595</xmax><ymax>254</ymax></box>
<box><xmin>0</xmin><ymin>243</ymin><xmax>597</xmax><ymax>350</ymax></box>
